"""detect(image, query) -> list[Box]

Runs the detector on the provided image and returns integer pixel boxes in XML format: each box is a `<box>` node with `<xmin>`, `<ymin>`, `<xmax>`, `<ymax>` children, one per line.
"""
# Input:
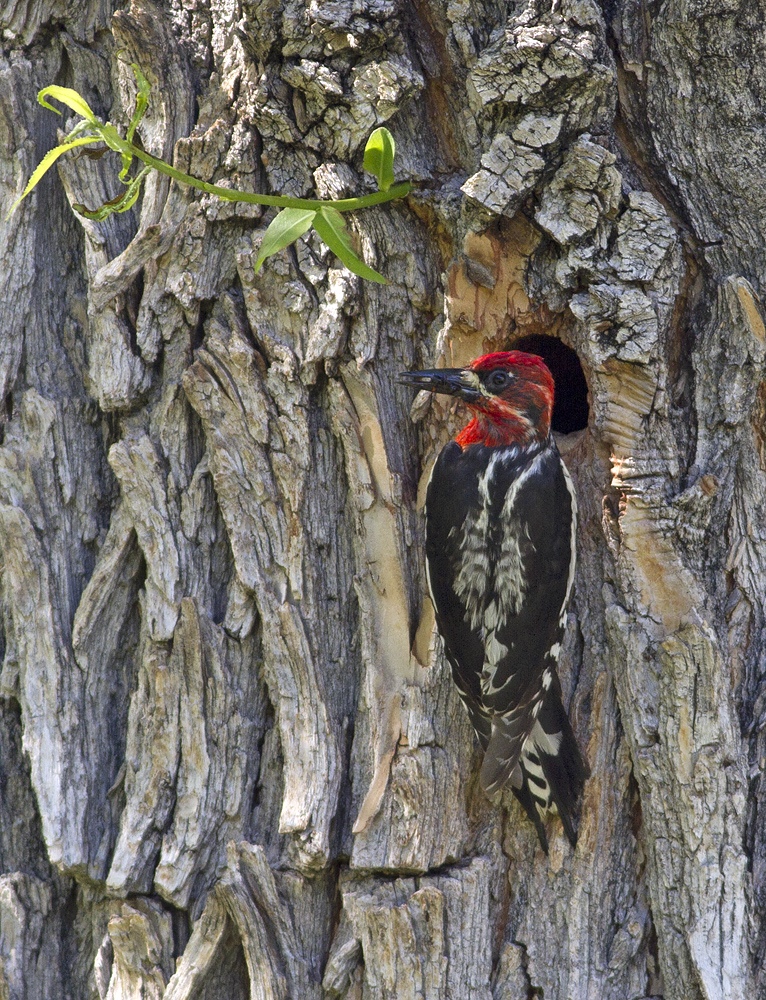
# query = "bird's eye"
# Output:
<box><xmin>487</xmin><ymin>370</ymin><xmax>511</xmax><ymax>390</ymax></box>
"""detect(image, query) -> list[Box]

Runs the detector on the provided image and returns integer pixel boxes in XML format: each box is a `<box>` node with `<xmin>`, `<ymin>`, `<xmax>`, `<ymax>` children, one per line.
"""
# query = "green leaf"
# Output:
<box><xmin>37</xmin><ymin>85</ymin><xmax>96</xmax><ymax>122</ymax></box>
<box><xmin>6</xmin><ymin>136</ymin><xmax>102</xmax><ymax>218</ymax></box>
<box><xmin>312</xmin><ymin>206</ymin><xmax>386</xmax><ymax>284</ymax></box>
<box><xmin>100</xmin><ymin>122</ymin><xmax>128</xmax><ymax>155</ymax></box>
<box><xmin>73</xmin><ymin>165</ymin><xmax>151</xmax><ymax>221</ymax></box>
<box><xmin>254</xmin><ymin>208</ymin><xmax>317</xmax><ymax>273</ymax></box>
<box><xmin>363</xmin><ymin>127</ymin><xmax>396</xmax><ymax>192</ymax></box>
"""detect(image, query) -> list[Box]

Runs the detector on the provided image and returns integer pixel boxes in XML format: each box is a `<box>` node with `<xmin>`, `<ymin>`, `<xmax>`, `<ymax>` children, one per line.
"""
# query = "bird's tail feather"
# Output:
<box><xmin>484</xmin><ymin>689</ymin><xmax>588</xmax><ymax>852</ymax></box>
<box><xmin>480</xmin><ymin>711</ymin><xmax>529</xmax><ymax>797</ymax></box>
<box><xmin>531</xmin><ymin>691</ymin><xmax>589</xmax><ymax>848</ymax></box>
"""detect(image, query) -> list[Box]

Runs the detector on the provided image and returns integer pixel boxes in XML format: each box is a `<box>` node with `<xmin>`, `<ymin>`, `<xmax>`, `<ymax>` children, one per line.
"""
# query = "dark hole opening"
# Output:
<box><xmin>513</xmin><ymin>334</ymin><xmax>589</xmax><ymax>434</ymax></box>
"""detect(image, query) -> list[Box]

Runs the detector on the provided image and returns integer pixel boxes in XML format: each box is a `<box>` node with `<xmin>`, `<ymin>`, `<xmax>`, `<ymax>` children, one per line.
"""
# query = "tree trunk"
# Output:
<box><xmin>1</xmin><ymin>1</ymin><xmax>764</xmax><ymax>998</ymax></box>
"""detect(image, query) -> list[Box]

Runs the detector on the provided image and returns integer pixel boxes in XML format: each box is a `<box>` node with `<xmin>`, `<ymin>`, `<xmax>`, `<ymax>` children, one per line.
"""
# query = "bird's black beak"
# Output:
<box><xmin>397</xmin><ymin>367</ymin><xmax>481</xmax><ymax>403</ymax></box>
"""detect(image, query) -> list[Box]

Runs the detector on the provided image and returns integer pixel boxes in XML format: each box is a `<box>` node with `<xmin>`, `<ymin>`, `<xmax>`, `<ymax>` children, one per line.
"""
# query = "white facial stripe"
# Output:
<box><xmin>462</xmin><ymin>369</ymin><xmax>492</xmax><ymax>398</ymax></box>
<box><xmin>513</xmin><ymin>413</ymin><xmax>533</xmax><ymax>432</ymax></box>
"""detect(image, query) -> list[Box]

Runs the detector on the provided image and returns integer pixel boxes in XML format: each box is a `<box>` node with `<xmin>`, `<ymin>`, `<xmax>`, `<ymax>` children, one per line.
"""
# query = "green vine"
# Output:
<box><xmin>10</xmin><ymin>64</ymin><xmax>411</xmax><ymax>284</ymax></box>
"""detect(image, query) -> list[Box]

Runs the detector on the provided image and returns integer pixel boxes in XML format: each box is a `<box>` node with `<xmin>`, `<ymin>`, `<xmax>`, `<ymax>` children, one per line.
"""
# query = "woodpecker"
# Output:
<box><xmin>398</xmin><ymin>351</ymin><xmax>588</xmax><ymax>850</ymax></box>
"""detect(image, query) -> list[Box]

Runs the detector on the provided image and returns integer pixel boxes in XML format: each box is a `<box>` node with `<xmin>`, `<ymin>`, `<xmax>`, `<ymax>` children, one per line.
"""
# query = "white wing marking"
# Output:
<box><xmin>531</xmin><ymin>719</ymin><xmax>561</xmax><ymax>754</ymax></box>
<box><xmin>559</xmin><ymin>456</ymin><xmax>578</xmax><ymax>627</ymax></box>
<box><xmin>495</xmin><ymin>450</ymin><xmax>546</xmax><ymax>619</ymax></box>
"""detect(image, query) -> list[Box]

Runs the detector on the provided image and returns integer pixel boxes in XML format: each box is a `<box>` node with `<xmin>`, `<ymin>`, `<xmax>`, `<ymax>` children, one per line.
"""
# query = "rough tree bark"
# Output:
<box><xmin>1</xmin><ymin>1</ymin><xmax>765</xmax><ymax>998</ymax></box>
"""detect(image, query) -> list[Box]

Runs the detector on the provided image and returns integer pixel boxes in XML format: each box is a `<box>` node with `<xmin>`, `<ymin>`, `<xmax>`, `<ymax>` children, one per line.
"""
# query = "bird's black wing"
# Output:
<box><xmin>476</xmin><ymin>441</ymin><xmax>575</xmax><ymax>789</ymax></box>
<box><xmin>425</xmin><ymin>441</ymin><xmax>550</xmax><ymax>747</ymax></box>
<box><xmin>425</xmin><ymin>441</ymin><xmax>496</xmax><ymax>747</ymax></box>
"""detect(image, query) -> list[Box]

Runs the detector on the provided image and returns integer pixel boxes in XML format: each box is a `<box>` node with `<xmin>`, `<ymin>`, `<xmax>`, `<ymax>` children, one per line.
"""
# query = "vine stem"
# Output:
<box><xmin>102</xmin><ymin>126</ymin><xmax>411</xmax><ymax>211</ymax></box>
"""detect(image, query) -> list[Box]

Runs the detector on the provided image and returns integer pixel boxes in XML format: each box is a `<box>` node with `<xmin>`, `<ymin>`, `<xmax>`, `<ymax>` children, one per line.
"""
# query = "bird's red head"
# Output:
<box><xmin>398</xmin><ymin>351</ymin><xmax>554</xmax><ymax>447</ymax></box>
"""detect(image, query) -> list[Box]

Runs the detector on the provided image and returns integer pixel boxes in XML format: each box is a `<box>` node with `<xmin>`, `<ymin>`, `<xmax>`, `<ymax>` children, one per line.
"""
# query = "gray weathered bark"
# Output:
<box><xmin>1</xmin><ymin>1</ymin><xmax>765</xmax><ymax>998</ymax></box>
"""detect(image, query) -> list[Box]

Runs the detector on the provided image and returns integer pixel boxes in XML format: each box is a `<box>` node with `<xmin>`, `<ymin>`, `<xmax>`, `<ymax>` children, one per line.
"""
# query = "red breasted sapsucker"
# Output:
<box><xmin>399</xmin><ymin>351</ymin><xmax>588</xmax><ymax>850</ymax></box>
